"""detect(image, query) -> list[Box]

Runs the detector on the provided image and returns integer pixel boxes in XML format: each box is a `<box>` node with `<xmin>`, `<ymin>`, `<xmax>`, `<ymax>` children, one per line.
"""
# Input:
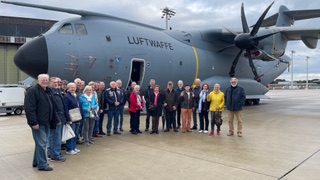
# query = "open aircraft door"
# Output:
<box><xmin>127</xmin><ymin>58</ymin><xmax>146</xmax><ymax>88</ymax></box>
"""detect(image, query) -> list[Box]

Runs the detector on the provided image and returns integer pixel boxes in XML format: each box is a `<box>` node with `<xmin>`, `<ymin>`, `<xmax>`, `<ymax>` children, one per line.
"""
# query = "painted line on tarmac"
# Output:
<box><xmin>278</xmin><ymin>148</ymin><xmax>320</xmax><ymax>179</ymax></box>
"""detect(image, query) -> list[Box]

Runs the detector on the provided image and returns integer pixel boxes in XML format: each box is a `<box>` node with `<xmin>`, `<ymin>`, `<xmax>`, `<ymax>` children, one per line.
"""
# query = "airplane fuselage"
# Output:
<box><xmin>16</xmin><ymin>16</ymin><xmax>289</xmax><ymax>96</ymax></box>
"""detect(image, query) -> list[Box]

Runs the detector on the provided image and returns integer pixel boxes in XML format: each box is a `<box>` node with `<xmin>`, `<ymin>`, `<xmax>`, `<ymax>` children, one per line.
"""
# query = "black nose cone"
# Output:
<box><xmin>14</xmin><ymin>36</ymin><xmax>48</xmax><ymax>79</ymax></box>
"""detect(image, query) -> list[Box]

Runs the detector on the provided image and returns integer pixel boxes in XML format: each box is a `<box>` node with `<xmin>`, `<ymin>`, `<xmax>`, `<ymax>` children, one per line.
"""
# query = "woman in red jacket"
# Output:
<box><xmin>129</xmin><ymin>85</ymin><xmax>144</xmax><ymax>134</ymax></box>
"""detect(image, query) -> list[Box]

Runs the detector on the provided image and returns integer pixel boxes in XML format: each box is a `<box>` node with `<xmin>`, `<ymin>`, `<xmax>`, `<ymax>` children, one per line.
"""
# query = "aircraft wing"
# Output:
<box><xmin>281</xmin><ymin>28</ymin><xmax>320</xmax><ymax>49</ymax></box>
<box><xmin>256</xmin><ymin>7</ymin><xmax>320</xmax><ymax>27</ymax></box>
<box><xmin>1</xmin><ymin>1</ymin><xmax>162</xmax><ymax>30</ymax></box>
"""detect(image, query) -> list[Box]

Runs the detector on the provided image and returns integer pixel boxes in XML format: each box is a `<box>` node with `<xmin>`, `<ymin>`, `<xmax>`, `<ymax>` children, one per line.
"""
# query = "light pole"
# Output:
<box><xmin>161</xmin><ymin>7</ymin><xmax>176</xmax><ymax>30</ymax></box>
<box><xmin>290</xmin><ymin>50</ymin><xmax>295</xmax><ymax>89</ymax></box>
<box><xmin>306</xmin><ymin>56</ymin><xmax>310</xmax><ymax>90</ymax></box>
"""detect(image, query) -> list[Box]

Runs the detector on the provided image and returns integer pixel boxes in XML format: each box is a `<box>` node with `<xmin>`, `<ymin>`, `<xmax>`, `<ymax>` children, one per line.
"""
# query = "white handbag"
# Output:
<box><xmin>69</xmin><ymin>108</ymin><xmax>82</xmax><ymax>122</ymax></box>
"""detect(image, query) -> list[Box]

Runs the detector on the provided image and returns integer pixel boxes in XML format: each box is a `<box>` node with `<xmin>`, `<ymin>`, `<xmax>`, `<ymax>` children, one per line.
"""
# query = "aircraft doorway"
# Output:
<box><xmin>128</xmin><ymin>59</ymin><xmax>145</xmax><ymax>89</ymax></box>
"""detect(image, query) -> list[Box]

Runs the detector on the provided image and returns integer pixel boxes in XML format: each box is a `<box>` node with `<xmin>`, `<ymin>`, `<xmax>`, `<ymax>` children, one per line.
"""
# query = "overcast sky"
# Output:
<box><xmin>1</xmin><ymin>0</ymin><xmax>320</xmax><ymax>81</ymax></box>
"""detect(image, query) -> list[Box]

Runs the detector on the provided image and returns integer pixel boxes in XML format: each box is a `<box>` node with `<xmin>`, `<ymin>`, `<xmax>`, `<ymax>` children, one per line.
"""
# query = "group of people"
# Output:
<box><xmin>25</xmin><ymin>74</ymin><xmax>245</xmax><ymax>171</ymax></box>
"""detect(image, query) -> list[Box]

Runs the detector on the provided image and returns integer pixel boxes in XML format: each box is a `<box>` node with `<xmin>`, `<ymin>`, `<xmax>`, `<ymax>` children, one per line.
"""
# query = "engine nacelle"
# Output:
<box><xmin>244</xmin><ymin>49</ymin><xmax>285</xmax><ymax>61</ymax></box>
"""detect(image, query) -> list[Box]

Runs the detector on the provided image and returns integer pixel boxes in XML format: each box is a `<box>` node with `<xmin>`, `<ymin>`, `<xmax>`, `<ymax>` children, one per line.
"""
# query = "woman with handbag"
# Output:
<box><xmin>64</xmin><ymin>83</ymin><xmax>83</xmax><ymax>155</ymax></box>
<box><xmin>149</xmin><ymin>85</ymin><xmax>163</xmax><ymax>134</ymax></box>
<box><xmin>198</xmin><ymin>83</ymin><xmax>211</xmax><ymax>134</ymax></box>
<box><xmin>79</xmin><ymin>85</ymin><xmax>98</xmax><ymax>146</ymax></box>
<box><xmin>206</xmin><ymin>83</ymin><xmax>225</xmax><ymax>136</ymax></box>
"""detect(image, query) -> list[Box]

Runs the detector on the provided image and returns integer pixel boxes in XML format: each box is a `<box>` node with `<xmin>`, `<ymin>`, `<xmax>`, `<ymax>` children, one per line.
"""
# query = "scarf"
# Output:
<box><xmin>198</xmin><ymin>90</ymin><xmax>208</xmax><ymax>113</ymax></box>
<box><xmin>135</xmin><ymin>91</ymin><xmax>142</xmax><ymax>107</ymax></box>
<box><xmin>84</xmin><ymin>93</ymin><xmax>92</xmax><ymax>102</ymax></box>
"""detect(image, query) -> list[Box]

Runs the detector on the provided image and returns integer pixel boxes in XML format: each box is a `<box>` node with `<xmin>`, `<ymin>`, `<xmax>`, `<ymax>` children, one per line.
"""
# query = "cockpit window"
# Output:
<box><xmin>58</xmin><ymin>23</ymin><xmax>73</xmax><ymax>34</ymax></box>
<box><xmin>75</xmin><ymin>24</ymin><xmax>87</xmax><ymax>35</ymax></box>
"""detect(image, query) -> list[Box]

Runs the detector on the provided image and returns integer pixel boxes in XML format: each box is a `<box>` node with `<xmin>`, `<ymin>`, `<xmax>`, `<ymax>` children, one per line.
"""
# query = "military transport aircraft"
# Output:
<box><xmin>2</xmin><ymin>1</ymin><xmax>320</xmax><ymax>104</ymax></box>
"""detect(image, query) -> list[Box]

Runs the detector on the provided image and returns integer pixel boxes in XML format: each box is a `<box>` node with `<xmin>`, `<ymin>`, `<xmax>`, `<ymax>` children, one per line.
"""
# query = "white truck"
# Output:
<box><xmin>0</xmin><ymin>87</ymin><xmax>25</xmax><ymax>115</ymax></box>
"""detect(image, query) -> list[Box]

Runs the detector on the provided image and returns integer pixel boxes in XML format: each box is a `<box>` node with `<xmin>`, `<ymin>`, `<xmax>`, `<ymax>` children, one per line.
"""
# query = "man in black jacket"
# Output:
<box><xmin>24</xmin><ymin>74</ymin><xmax>54</xmax><ymax>171</ymax></box>
<box><xmin>103</xmin><ymin>81</ymin><xmax>124</xmax><ymax>136</ymax></box>
<box><xmin>163</xmin><ymin>81</ymin><xmax>178</xmax><ymax>132</ymax></box>
<box><xmin>144</xmin><ymin>79</ymin><xmax>155</xmax><ymax>131</ymax></box>
<box><xmin>225</xmin><ymin>77</ymin><xmax>246</xmax><ymax>137</ymax></box>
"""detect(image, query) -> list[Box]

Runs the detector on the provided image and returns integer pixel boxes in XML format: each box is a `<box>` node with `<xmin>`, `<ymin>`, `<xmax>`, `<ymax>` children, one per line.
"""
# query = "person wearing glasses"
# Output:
<box><xmin>224</xmin><ymin>77</ymin><xmax>246</xmax><ymax>137</ymax></box>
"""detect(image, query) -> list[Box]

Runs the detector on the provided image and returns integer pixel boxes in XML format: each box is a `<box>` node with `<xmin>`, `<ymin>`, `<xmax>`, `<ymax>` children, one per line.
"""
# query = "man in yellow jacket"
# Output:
<box><xmin>206</xmin><ymin>84</ymin><xmax>224</xmax><ymax>136</ymax></box>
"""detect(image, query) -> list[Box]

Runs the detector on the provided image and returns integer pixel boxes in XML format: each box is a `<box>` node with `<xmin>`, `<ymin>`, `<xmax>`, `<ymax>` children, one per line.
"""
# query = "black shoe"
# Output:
<box><xmin>32</xmin><ymin>164</ymin><xmax>37</xmax><ymax>168</ymax></box>
<box><xmin>131</xmin><ymin>131</ymin><xmax>137</xmax><ymax>135</ymax></box>
<box><xmin>174</xmin><ymin>129</ymin><xmax>178</xmax><ymax>132</ymax></box>
<box><xmin>114</xmin><ymin>132</ymin><xmax>121</xmax><ymax>135</ymax></box>
<box><xmin>177</xmin><ymin>125</ymin><xmax>180</xmax><ymax>129</ymax></box>
<box><xmin>145</xmin><ymin>128</ymin><xmax>149</xmax><ymax>132</ymax></box>
<box><xmin>150</xmin><ymin>131</ymin><xmax>155</xmax><ymax>134</ymax></box>
<box><xmin>119</xmin><ymin>128</ymin><xmax>124</xmax><ymax>132</ymax></box>
<box><xmin>156</xmin><ymin>131</ymin><xmax>159</xmax><ymax>134</ymax></box>
<box><xmin>99</xmin><ymin>132</ymin><xmax>106</xmax><ymax>135</ymax></box>
<box><xmin>129</xmin><ymin>129</ymin><xmax>132</xmax><ymax>133</ymax></box>
<box><xmin>191</xmin><ymin>126</ymin><xmax>197</xmax><ymax>130</ymax></box>
<box><xmin>164</xmin><ymin>129</ymin><xmax>169</xmax><ymax>132</ymax></box>
<box><xmin>39</xmin><ymin>166</ymin><xmax>53</xmax><ymax>171</ymax></box>
<box><xmin>137</xmin><ymin>130</ymin><xmax>142</xmax><ymax>134</ymax></box>
<box><xmin>107</xmin><ymin>132</ymin><xmax>111</xmax><ymax>136</ymax></box>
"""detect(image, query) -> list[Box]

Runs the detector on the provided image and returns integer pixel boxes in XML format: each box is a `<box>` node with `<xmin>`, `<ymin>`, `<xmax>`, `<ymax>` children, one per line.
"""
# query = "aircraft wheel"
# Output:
<box><xmin>245</xmin><ymin>99</ymin><xmax>254</xmax><ymax>105</ymax></box>
<box><xmin>14</xmin><ymin>108</ymin><xmax>23</xmax><ymax>115</ymax></box>
<box><xmin>253</xmin><ymin>99</ymin><xmax>260</xmax><ymax>105</ymax></box>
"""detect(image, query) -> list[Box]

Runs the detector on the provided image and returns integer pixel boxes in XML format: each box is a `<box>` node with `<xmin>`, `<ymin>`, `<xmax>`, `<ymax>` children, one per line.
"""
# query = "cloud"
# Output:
<box><xmin>1</xmin><ymin>0</ymin><xmax>320</xmax><ymax>81</ymax></box>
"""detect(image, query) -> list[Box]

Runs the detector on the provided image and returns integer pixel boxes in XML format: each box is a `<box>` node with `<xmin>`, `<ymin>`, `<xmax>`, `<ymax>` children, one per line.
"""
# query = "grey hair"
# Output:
<box><xmin>67</xmin><ymin>82</ymin><xmax>76</xmax><ymax>89</ymax></box>
<box><xmin>38</xmin><ymin>74</ymin><xmax>49</xmax><ymax>80</ymax></box>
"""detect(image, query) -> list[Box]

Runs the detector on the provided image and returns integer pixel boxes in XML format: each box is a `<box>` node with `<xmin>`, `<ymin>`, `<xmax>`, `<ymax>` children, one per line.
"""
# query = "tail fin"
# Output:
<box><xmin>276</xmin><ymin>5</ymin><xmax>294</xmax><ymax>27</ymax></box>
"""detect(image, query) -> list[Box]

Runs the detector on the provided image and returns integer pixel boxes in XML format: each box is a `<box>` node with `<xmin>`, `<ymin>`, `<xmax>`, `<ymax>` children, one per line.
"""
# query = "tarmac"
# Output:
<box><xmin>0</xmin><ymin>89</ymin><xmax>319</xmax><ymax>180</ymax></box>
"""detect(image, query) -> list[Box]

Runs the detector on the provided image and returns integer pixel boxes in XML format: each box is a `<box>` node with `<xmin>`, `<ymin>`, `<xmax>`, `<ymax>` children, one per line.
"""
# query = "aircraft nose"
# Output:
<box><xmin>14</xmin><ymin>36</ymin><xmax>48</xmax><ymax>79</ymax></box>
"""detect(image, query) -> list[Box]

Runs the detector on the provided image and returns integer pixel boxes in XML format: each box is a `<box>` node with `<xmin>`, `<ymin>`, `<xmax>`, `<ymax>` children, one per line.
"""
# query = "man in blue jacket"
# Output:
<box><xmin>47</xmin><ymin>77</ymin><xmax>67</xmax><ymax>162</ymax></box>
<box><xmin>225</xmin><ymin>77</ymin><xmax>246</xmax><ymax>137</ymax></box>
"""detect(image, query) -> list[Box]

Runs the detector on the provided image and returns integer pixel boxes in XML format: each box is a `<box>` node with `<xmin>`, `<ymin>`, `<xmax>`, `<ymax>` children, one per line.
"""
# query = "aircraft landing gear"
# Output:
<box><xmin>245</xmin><ymin>99</ymin><xmax>260</xmax><ymax>105</ymax></box>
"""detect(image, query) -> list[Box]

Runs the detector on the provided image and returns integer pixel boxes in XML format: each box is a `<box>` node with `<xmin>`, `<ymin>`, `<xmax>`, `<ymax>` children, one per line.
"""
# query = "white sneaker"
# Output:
<box><xmin>199</xmin><ymin>130</ymin><xmax>203</xmax><ymax>133</ymax></box>
<box><xmin>74</xmin><ymin>148</ymin><xmax>81</xmax><ymax>153</ymax></box>
<box><xmin>66</xmin><ymin>150</ymin><xmax>77</xmax><ymax>155</ymax></box>
<box><xmin>204</xmin><ymin>130</ymin><xmax>208</xmax><ymax>134</ymax></box>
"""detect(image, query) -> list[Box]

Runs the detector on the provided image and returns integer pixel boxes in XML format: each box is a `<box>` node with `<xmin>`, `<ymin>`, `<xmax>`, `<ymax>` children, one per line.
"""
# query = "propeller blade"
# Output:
<box><xmin>250</xmin><ymin>1</ymin><xmax>275</xmax><ymax>36</ymax></box>
<box><xmin>241</xmin><ymin>3</ymin><xmax>250</xmax><ymax>33</ymax></box>
<box><xmin>253</xmin><ymin>30</ymin><xmax>280</xmax><ymax>41</ymax></box>
<box><xmin>223</xmin><ymin>26</ymin><xmax>239</xmax><ymax>36</ymax></box>
<box><xmin>229</xmin><ymin>49</ymin><xmax>244</xmax><ymax>77</ymax></box>
<box><xmin>247</xmin><ymin>50</ymin><xmax>261</xmax><ymax>82</ymax></box>
<box><xmin>217</xmin><ymin>44</ymin><xmax>235</xmax><ymax>52</ymax></box>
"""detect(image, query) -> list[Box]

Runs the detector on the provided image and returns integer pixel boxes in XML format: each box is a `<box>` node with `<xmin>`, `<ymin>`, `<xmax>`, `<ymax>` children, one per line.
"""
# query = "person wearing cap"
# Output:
<box><xmin>179</xmin><ymin>84</ymin><xmax>195</xmax><ymax>133</ymax></box>
<box><xmin>163</xmin><ymin>81</ymin><xmax>178</xmax><ymax>132</ymax></box>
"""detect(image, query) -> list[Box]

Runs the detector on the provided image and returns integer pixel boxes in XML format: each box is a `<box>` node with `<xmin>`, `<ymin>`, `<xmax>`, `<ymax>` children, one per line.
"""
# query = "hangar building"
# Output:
<box><xmin>0</xmin><ymin>16</ymin><xmax>56</xmax><ymax>84</ymax></box>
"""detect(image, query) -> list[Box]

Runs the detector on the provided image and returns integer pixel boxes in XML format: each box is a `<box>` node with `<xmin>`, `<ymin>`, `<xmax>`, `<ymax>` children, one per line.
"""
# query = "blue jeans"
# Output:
<box><xmin>107</xmin><ymin>109</ymin><xmax>120</xmax><ymax>133</ymax></box>
<box><xmin>31</xmin><ymin>124</ymin><xmax>50</xmax><ymax>169</ymax></box>
<box><xmin>166</xmin><ymin>110</ymin><xmax>176</xmax><ymax>129</ymax></box>
<box><xmin>93</xmin><ymin>112</ymin><xmax>100</xmax><ymax>135</ymax></box>
<box><xmin>66</xmin><ymin>122</ymin><xmax>79</xmax><ymax>152</ymax></box>
<box><xmin>99</xmin><ymin>111</ymin><xmax>105</xmax><ymax>133</ymax></box>
<box><xmin>130</xmin><ymin>110</ymin><xmax>141</xmax><ymax>132</ymax></box>
<box><xmin>48</xmin><ymin>124</ymin><xmax>62</xmax><ymax>159</ymax></box>
<box><xmin>119</xmin><ymin>107</ymin><xmax>124</xmax><ymax>129</ymax></box>
<box><xmin>192</xmin><ymin>110</ymin><xmax>198</xmax><ymax>127</ymax></box>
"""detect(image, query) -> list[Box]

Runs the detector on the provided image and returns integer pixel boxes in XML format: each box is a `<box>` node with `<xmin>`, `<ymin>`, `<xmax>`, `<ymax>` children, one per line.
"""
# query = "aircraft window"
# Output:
<box><xmin>75</xmin><ymin>24</ymin><xmax>87</xmax><ymax>35</ymax></box>
<box><xmin>58</xmin><ymin>24</ymin><xmax>73</xmax><ymax>34</ymax></box>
